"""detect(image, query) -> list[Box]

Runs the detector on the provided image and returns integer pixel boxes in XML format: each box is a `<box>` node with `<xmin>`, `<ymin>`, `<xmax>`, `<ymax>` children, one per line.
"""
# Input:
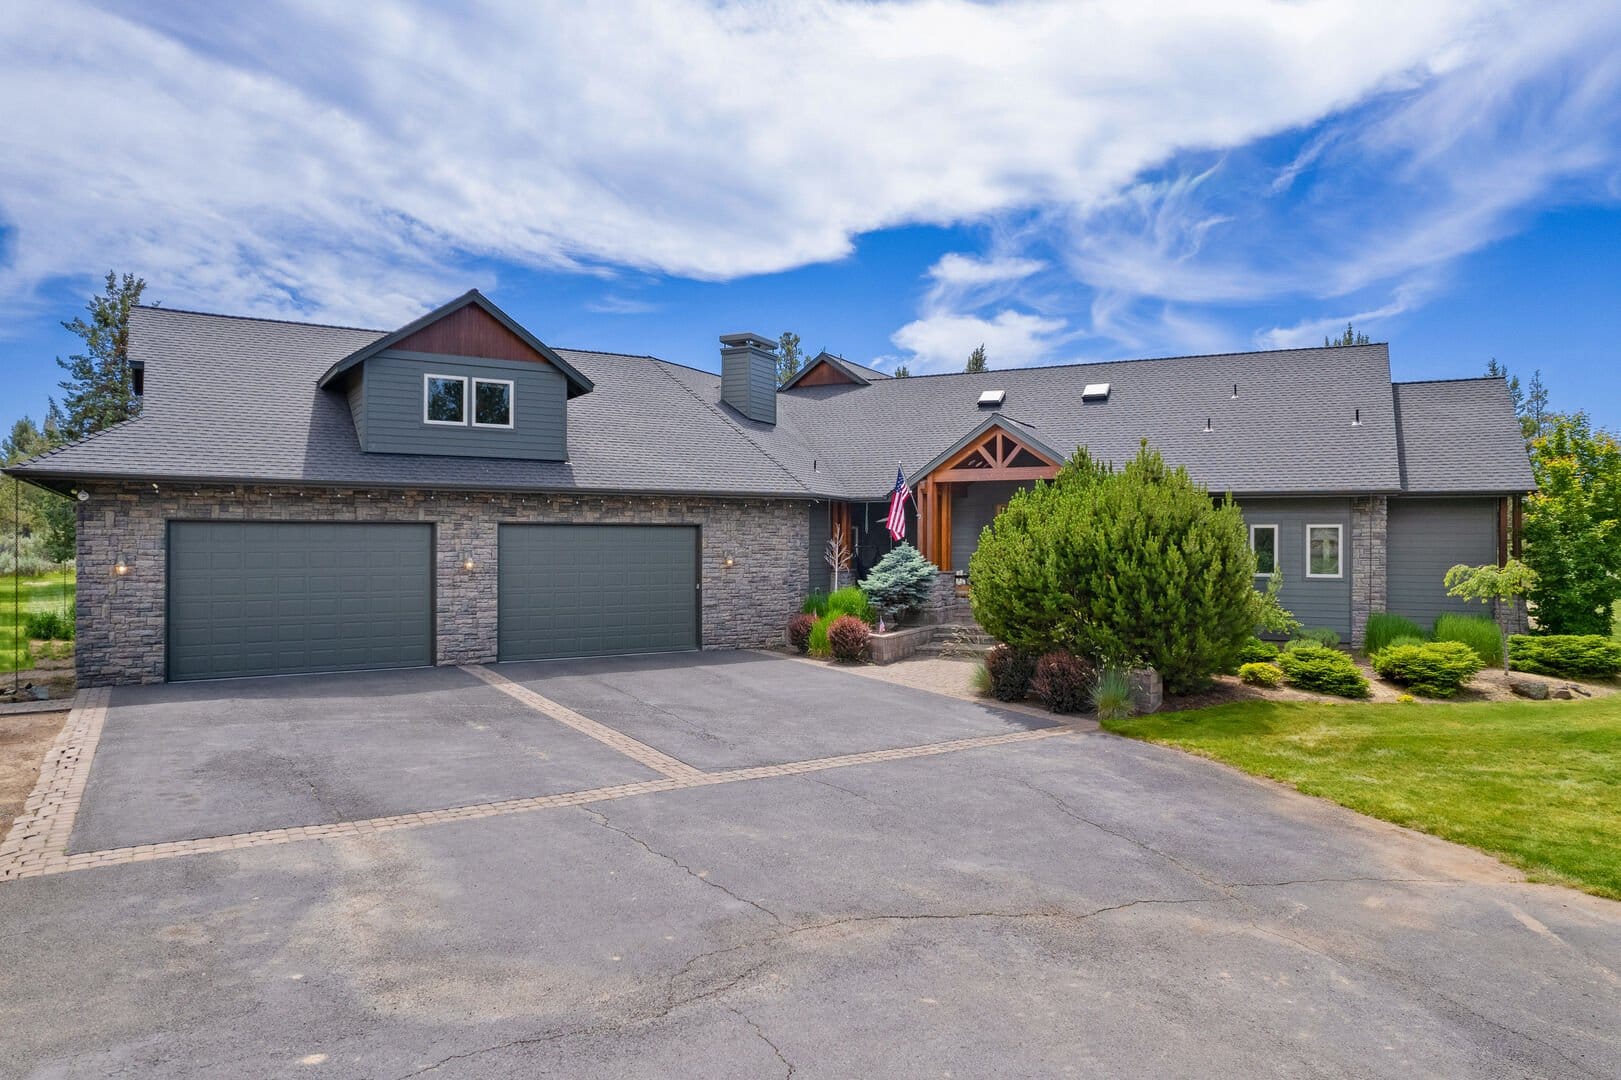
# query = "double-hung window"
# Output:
<box><xmin>1249</xmin><ymin>524</ymin><xmax>1278</xmax><ymax>576</ymax></box>
<box><xmin>424</xmin><ymin>374</ymin><xmax>515</xmax><ymax>428</ymax></box>
<box><xmin>1306</xmin><ymin>523</ymin><xmax>1344</xmax><ymax>579</ymax></box>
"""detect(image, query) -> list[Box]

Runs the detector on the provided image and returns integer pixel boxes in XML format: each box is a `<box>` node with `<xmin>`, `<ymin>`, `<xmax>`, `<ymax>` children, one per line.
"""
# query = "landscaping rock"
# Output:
<box><xmin>1550</xmin><ymin>686</ymin><xmax>1576</xmax><ymax>700</ymax></box>
<box><xmin>1128</xmin><ymin>668</ymin><xmax>1163</xmax><ymax>714</ymax></box>
<box><xmin>1508</xmin><ymin>679</ymin><xmax>1549</xmax><ymax>700</ymax></box>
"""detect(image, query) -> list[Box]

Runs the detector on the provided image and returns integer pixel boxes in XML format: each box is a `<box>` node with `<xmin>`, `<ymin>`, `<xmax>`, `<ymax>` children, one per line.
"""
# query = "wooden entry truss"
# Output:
<box><xmin>914</xmin><ymin>423</ymin><xmax>1061</xmax><ymax>571</ymax></box>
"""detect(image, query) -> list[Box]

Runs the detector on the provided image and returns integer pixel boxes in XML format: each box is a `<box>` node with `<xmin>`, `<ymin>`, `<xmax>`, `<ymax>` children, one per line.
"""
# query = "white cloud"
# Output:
<box><xmin>890</xmin><ymin>309</ymin><xmax>1067</xmax><ymax>373</ymax></box>
<box><xmin>0</xmin><ymin>0</ymin><xmax>1518</xmax><ymax>325</ymax></box>
<box><xmin>585</xmin><ymin>294</ymin><xmax>660</xmax><ymax>315</ymax></box>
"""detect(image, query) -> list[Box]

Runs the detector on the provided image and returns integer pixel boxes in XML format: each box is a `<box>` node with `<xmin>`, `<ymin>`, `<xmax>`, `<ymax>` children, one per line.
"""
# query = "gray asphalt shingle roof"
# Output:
<box><xmin>1392</xmin><ymin>378</ymin><xmax>1536</xmax><ymax>493</ymax></box>
<box><xmin>8</xmin><ymin>306</ymin><xmax>1532</xmax><ymax>500</ymax></box>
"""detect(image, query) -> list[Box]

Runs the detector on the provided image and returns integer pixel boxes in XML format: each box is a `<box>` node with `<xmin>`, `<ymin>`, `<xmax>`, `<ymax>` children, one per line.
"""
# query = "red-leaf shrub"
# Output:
<box><xmin>985</xmin><ymin>643</ymin><xmax>1038</xmax><ymax>701</ymax></box>
<box><xmin>787</xmin><ymin>613</ymin><xmax>816</xmax><ymax>654</ymax></box>
<box><xmin>826</xmin><ymin>614</ymin><xmax>872</xmax><ymax>662</ymax></box>
<box><xmin>1030</xmin><ymin>651</ymin><xmax>1095</xmax><ymax>713</ymax></box>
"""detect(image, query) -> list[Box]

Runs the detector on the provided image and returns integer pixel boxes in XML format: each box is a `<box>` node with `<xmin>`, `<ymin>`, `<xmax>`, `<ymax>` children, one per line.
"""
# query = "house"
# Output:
<box><xmin>6</xmin><ymin>290</ymin><xmax>1534</xmax><ymax>686</ymax></box>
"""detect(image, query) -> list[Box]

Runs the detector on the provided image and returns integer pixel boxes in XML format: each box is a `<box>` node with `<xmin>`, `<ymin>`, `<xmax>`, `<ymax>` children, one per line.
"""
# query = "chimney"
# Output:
<box><xmin>719</xmin><ymin>332</ymin><xmax>777</xmax><ymax>425</ymax></box>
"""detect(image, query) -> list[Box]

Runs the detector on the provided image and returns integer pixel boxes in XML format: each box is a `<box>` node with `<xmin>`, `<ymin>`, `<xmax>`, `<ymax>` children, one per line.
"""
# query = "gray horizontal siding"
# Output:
<box><xmin>951</xmin><ymin>481</ymin><xmax>1028</xmax><ymax>570</ymax></box>
<box><xmin>1387</xmin><ymin>497</ymin><xmax>1499</xmax><ymax>629</ymax></box>
<box><xmin>1235</xmin><ymin>498</ymin><xmax>1353</xmax><ymax>640</ymax></box>
<box><xmin>346</xmin><ymin>368</ymin><xmax>365</xmax><ymax>445</ymax></box>
<box><xmin>361</xmin><ymin>350</ymin><xmax>566</xmax><ymax>460</ymax></box>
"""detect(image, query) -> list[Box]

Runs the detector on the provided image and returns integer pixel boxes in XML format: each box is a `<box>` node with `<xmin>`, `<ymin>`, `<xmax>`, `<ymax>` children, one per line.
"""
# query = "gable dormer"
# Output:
<box><xmin>779</xmin><ymin>350</ymin><xmax>877</xmax><ymax>390</ymax></box>
<box><xmin>319</xmin><ymin>291</ymin><xmax>592</xmax><ymax>461</ymax></box>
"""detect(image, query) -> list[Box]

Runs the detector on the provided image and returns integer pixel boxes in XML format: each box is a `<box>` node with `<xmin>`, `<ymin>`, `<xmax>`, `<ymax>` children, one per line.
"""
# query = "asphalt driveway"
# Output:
<box><xmin>3</xmin><ymin>653</ymin><xmax>1618</xmax><ymax>1078</ymax></box>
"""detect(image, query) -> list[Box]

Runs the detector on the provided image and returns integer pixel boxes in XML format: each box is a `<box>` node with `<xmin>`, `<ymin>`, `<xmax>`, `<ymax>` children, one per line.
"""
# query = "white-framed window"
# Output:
<box><xmin>472</xmin><ymin>378</ymin><xmax>515</xmax><ymax>428</ymax></box>
<box><xmin>1249</xmin><ymin>524</ymin><xmax>1278</xmax><ymax>576</ymax></box>
<box><xmin>1306</xmin><ymin>523</ymin><xmax>1344</xmax><ymax>579</ymax></box>
<box><xmin>424</xmin><ymin>373</ymin><xmax>468</xmax><ymax>425</ymax></box>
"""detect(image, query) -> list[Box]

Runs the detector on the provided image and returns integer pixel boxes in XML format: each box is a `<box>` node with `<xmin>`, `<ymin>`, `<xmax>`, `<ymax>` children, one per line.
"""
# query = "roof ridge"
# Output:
<box><xmin>134</xmin><ymin>304</ymin><xmax>387</xmax><ymax>333</ymax></box>
<box><xmin>1392</xmin><ymin>376</ymin><xmax>1502</xmax><ymax>387</ymax></box>
<box><xmin>865</xmin><ymin>342</ymin><xmax>1391</xmax><ymax>382</ymax></box>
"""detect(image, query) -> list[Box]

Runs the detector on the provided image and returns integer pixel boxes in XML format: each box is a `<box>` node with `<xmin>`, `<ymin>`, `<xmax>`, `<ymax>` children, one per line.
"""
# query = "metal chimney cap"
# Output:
<box><xmin>719</xmin><ymin>332</ymin><xmax>777</xmax><ymax>350</ymax></box>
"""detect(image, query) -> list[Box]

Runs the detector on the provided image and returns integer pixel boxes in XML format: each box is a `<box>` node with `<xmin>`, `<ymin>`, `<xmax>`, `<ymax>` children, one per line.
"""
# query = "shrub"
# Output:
<box><xmin>858</xmin><ymin>543</ymin><xmax>938</xmax><ymax>622</ymax></box>
<box><xmin>1398</xmin><ymin>693</ymin><xmax>1416</xmax><ymax>703</ymax></box>
<box><xmin>984</xmin><ymin>644</ymin><xmax>1038</xmax><ymax>702</ymax></box>
<box><xmin>1386</xmin><ymin>634</ymin><xmax>1427</xmax><ymax>651</ymax></box>
<box><xmin>1090</xmin><ymin>667</ymin><xmax>1134</xmax><ymax>721</ymax></box>
<box><xmin>1509</xmin><ymin>634</ymin><xmax>1621</xmax><ymax>678</ymax></box>
<box><xmin>1238</xmin><ymin>662</ymin><xmax>1283</xmax><ymax>688</ymax></box>
<box><xmin>1294</xmin><ymin>626</ymin><xmax>1341</xmax><ymax>648</ymax></box>
<box><xmin>1275</xmin><ymin>646</ymin><xmax>1370</xmax><ymax>698</ymax></box>
<box><xmin>1432</xmin><ymin>613</ymin><xmax>1503</xmax><ymax>668</ymax></box>
<box><xmin>969</xmin><ymin>444</ymin><xmax>1257</xmax><ymax>693</ymax></box>
<box><xmin>786</xmin><ymin>613</ymin><xmax>815</xmax><ymax>654</ymax></box>
<box><xmin>1364</xmin><ymin>612</ymin><xmax>1424</xmax><ymax>655</ymax></box>
<box><xmin>825</xmin><ymin>586</ymin><xmax>875</xmax><ymax>625</ymax></box>
<box><xmin>971</xmin><ymin>661</ymin><xmax>993</xmax><ymax>695</ymax></box>
<box><xmin>826</xmin><ymin>615</ymin><xmax>872</xmax><ymax>662</ymax></box>
<box><xmin>1237</xmin><ymin>637</ymin><xmax>1279</xmax><ymax>665</ymax></box>
<box><xmin>800</xmin><ymin>591</ymin><xmax>829</xmax><ymax>617</ymax></box>
<box><xmin>1029</xmin><ymin>651</ymin><xmax>1094</xmax><ymax>713</ymax></box>
<box><xmin>1372</xmin><ymin>640</ymin><xmax>1483</xmax><ymax>697</ymax></box>
<box><xmin>808</xmin><ymin>615</ymin><xmax>833</xmax><ymax>658</ymax></box>
<box><xmin>22</xmin><ymin>611</ymin><xmax>73</xmax><ymax>641</ymax></box>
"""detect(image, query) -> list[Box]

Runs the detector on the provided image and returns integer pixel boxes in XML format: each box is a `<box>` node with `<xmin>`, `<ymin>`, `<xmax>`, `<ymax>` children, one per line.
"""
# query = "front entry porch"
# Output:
<box><xmin>913</xmin><ymin>422</ymin><xmax>1061</xmax><ymax>573</ymax></box>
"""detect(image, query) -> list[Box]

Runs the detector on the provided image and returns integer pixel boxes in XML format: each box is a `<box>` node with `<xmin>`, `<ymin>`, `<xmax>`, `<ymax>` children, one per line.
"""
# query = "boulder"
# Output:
<box><xmin>1508</xmin><ymin>679</ymin><xmax>1549</xmax><ymax>700</ymax></box>
<box><xmin>1551</xmin><ymin>686</ymin><xmax>1576</xmax><ymax>700</ymax></box>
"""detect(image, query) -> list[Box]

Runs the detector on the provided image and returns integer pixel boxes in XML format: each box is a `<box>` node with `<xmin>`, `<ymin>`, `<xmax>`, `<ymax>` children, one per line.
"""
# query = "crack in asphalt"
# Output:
<box><xmin>729</xmin><ymin>1006</ymin><xmax>796</xmax><ymax>1078</ymax></box>
<box><xmin>581</xmin><ymin>805</ymin><xmax>785</xmax><ymax>926</ymax></box>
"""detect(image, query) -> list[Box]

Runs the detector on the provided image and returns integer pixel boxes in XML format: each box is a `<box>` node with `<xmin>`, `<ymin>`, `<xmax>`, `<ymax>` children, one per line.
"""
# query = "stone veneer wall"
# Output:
<box><xmin>1349</xmin><ymin>494</ymin><xmax>1389</xmax><ymax>649</ymax></box>
<box><xmin>75</xmin><ymin>482</ymin><xmax>810</xmax><ymax>686</ymax></box>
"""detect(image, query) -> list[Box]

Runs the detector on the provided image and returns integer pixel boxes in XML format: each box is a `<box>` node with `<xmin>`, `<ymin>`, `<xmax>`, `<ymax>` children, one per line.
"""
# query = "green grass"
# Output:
<box><xmin>2</xmin><ymin>572</ymin><xmax>76</xmax><ymax>673</ymax></box>
<box><xmin>1104</xmin><ymin>696</ymin><xmax>1621</xmax><ymax>900</ymax></box>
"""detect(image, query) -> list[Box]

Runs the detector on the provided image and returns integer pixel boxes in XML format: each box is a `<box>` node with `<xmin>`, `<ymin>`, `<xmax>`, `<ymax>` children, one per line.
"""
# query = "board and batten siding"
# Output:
<box><xmin>1386</xmin><ymin>497</ymin><xmax>1499</xmax><ymax>629</ymax></box>
<box><xmin>355</xmin><ymin>350</ymin><xmax>567</xmax><ymax>460</ymax></box>
<box><xmin>722</xmin><ymin>355</ymin><xmax>777</xmax><ymax>424</ymax></box>
<box><xmin>1234</xmin><ymin>498</ymin><xmax>1353</xmax><ymax>640</ymax></box>
<box><xmin>807</xmin><ymin>502</ymin><xmax>831</xmax><ymax>594</ymax></box>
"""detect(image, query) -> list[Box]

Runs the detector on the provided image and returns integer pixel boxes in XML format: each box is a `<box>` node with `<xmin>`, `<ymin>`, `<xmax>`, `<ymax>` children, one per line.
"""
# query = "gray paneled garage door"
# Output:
<box><xmin>167</xmin><ymin>521</ymin><xmax>434</xmax><ymax>681</ymax></box>
<box><xmin>498</xmin><ymin>524</ymin><xmax>699</xmax><ymax>661</ymax></box>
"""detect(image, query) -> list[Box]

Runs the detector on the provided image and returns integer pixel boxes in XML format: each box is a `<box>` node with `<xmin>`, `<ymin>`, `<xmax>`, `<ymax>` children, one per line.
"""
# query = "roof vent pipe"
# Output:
<box><xmin>719</xmin><ymin>332</ymin><xmax>778</xmax><ymax>425</ymax></box>
<box><xmin>1352</xmin><ymin>407</ymin><xmax>1362</xmax><ymax>426</ymax></box>
<box><xmin>1204</xmin><ymin>417</ymin><xmax>1213</xmax><ymax>433</ymax></box>
<box><xmin>1231</xmin><ymin>383</ymin><xmax>1238</xmax><ymax>399</ymax></box>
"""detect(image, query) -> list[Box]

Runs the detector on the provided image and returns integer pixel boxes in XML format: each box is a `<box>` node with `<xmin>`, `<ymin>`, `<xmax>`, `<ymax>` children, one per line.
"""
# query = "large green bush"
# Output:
<box><xmin>1508</xmin><ymin>634</ymin><xmax>1621</xmax><ymax>678</ymax></box>
<box><xmin>969</xmin><ymin>445</ymin><xmax>1256</xmax><ymax>693</ymax></box>
<box><xmin>1522</xmin><ymin>415</ymin><xmax>1621</xmax><ymax>635</ymax></box>
<box><xmin>858</xmin><ymin>543</ymin><xmax>938</xmax><ymax>622</ymax></box>
<box><xmin>1372</xmin><ymin>640</ymin><xmax>1483</xmax><ymax>697</ymax></box>
<box><xmin>1364</xmin><ymin>612</ymin><xmax>1424</xmax><ymax>655</ymax></box>
<box><xmin>1433</xmin><ymin>612</ymin><xmax>1502</xmax><ymax>668</ymax></box>
<box><xmin>1275</xmin><ymin>643</ymin><xmax>1370</xmax><ymax>698</ymax></box>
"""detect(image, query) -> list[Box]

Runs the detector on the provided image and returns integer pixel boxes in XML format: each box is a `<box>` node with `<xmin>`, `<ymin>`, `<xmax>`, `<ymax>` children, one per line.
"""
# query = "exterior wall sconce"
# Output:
<box><xmin>721</xmin><ymin>554</ymin><xmax>737</xmax><ymax>569</ymax></box>
<box><xmin>461</xmin><ymin>555</ymin><xmax>477</xmax><ymax>572</ymax></box>
<box><xmin>113</xmin><ymin>558</ymin><xmax>130</xmax><ymax>576</ymax></box>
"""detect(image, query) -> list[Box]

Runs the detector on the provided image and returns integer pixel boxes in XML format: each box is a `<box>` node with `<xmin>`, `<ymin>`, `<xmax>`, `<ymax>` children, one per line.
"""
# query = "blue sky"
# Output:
<box><xmin>3</xmin><ymin>1</ymin><xmax>1619</xmax><ymax>436</ymax></box>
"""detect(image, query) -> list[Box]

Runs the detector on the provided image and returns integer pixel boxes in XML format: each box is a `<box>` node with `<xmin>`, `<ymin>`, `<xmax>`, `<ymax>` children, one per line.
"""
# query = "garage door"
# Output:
<box><xmin>498</xmin><ymin>524</ymin><xmax>699</xmax><ymax>661</ymax></box>
<box><xmin>167</xmin><ymin>521</ymin><xmax>434</xmax><ymax>681</ymax></box>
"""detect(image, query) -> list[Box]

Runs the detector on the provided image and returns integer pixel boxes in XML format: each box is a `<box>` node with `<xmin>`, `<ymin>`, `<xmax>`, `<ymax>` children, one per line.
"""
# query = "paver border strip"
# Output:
<box><xmin>0</xmin><ymin>687</ymin><xmax>110</xmax><ymax>879</ymax></box>
<box><xmin>463</xmin><ymin>664</ymin><xmax>707</xmax><ymax>780</ymax></box>
<box><xmin>1</xmin><ymin>721</ymin><xmax>1069</xmax><ymax>881</ymax></box>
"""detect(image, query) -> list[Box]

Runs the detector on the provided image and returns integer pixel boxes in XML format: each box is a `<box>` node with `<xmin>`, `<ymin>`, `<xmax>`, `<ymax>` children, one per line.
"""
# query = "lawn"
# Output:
<box><xmin>1</xmin><ymin>572</ymin><xmax>76</xmax><ymax>673</ymax></box>
<box><xmin>1104</xmin><ymin>696</ymin><xmax>1621</xmax><ymax>901</ymax></box>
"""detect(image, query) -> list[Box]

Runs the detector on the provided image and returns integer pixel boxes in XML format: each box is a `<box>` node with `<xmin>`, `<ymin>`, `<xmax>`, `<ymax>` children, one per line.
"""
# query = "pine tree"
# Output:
<box><xmin>776</xmin><ymin>331</ymin><xmax>802</xmax><ymax>384</ymax></box>
<box><xmin>1324</xmin><ymin>323</ymin><xmax>1370</xmax><ymax>347</ymax></box>
<box><xmin>892</xmin><ymin>364</ymin><xmax>911</xmax><ymax>378</ymax></box>
<box><xmin>964</xmin><ymin>343</ymin><xmax>988</xmax><ymax>373</ymax></box>
<box><xmin>49</xmin><ymin>271</ymin><xmax>147</xmax><ymax>442</ymax></box>
<box><xmin>1485</xmin><ymin>358</ymin><xmax>1523</xmax><ymax>415</ymax></box>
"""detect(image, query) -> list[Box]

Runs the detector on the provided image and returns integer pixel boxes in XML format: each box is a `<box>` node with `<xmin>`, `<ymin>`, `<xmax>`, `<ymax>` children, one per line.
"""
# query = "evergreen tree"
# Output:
<box><xmin>964</xmin><ymin>343</ymin><xmax>988</xmax><ymax>373</ymax></box>
<box><xmin>1324</xmin><ymin>323</ymin><xmax>1370</xmax><ymax>347</ymax></box>
<box><xmin>892</xmin><ymin>364</ymin><xmax>911</xmax><ymax>378</ymax></box>
<box><xmin>49</xmin><ymin>271</ymin><xmax>147</xmax><ymax>441</ymax></box>
<box><xmin>776</xmin><ymin>331</ymin><xmax>802</xmax><ymax>384</ymax></box>
<box><xmin>1522</xmin><ymin>369</ymin><xmax>1551</xmax><ymax>440</ymax></box>
<box><xmin>1485</xmin><ymin>358</ymin><xmax>1523</xmax><ymax>416</ymax></box>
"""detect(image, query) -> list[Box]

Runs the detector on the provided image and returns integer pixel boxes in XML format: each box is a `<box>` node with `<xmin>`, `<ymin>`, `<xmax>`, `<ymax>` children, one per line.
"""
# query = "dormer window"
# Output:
<box><xmin>425</xmin><ymin>374</ymin><xmax>467</xmax><ymax>425</ymax></box>
<box><xmin>424</xmin><ymin>374</ymin><xmax>515</xmax><ymax>428</ymax></box>
<box><xmin>474</xmin><ymin>378</ymin><xmax>514</xmax><ymax>428</ymax></box>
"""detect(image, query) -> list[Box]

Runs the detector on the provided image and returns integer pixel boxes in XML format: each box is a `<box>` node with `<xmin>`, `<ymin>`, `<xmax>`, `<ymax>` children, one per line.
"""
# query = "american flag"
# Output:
<box><xmin>886</xmin><ymin>466</ymin><xmax>911</xmax><ymax>541</ymax></box>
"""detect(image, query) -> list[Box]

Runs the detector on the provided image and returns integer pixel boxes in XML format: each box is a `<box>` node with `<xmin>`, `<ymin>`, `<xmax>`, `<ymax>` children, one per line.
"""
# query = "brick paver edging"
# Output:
<box><xmin>0</xmin><ymin>720</ymin><xmax>1067</xmax><ymax>881</ymax></box>
<box><xmin>0</xmin><ymin>687</ymin><xmax>111</xmax><ymax>879</ymax></box>
<box><xmin>462</xmin><ymin>664</ymin><xmax>707</xmax><ymax>780</ymax></box>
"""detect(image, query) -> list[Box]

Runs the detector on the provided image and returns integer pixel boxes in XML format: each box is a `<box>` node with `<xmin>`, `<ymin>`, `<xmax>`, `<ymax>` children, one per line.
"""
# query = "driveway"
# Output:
<box><xmin>2</xmin><ymin>652</ymin><xmax>1618</xmax><ymax>1078</ymax></box>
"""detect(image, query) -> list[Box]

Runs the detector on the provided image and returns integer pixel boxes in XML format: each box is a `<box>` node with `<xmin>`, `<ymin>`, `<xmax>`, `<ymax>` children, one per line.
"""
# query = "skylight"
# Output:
<box><xmin>978</xmin><ymin>389</ymin><xmax>1005</xmax><ymax>407</ymax></box>
<box><xmin>1082</xmin><ymin>383</ymin><xmax>1111</xmax><ymax>401</ymax></box>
